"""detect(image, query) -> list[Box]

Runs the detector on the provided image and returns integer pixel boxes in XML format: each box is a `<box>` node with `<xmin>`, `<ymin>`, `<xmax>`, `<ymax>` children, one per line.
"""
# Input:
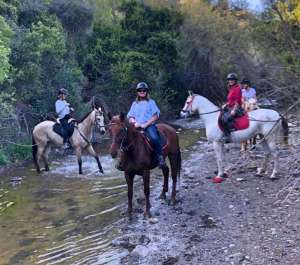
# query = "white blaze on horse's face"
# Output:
<box><xmin>95</xmin><ymin>108</ymin><xmax>106</xmax><ymax>134</ymax></box>
<box><xmin>180</xmin><ymin>95</ymin><xmax>195</xmax><ymax>118</ymax></box>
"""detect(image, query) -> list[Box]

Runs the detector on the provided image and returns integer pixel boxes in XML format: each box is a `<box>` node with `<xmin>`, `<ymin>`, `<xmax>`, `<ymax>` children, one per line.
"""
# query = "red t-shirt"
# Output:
<box><xmin>227</xmin><ymin>84</ymin><xmax>242</xmax><ymax>108</ymax></box>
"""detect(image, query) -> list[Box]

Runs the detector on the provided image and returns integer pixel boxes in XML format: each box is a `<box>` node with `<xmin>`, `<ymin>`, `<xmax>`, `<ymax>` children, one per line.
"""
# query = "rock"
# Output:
<box><xmin>131</xmin><ymin>245</ymin><xmax>149</xmax><ymax>257</ymax></box>
<box><xmin>162</xmin><ymin>256</ymin><xmax>179</xmax><ymax>265</ymax></box>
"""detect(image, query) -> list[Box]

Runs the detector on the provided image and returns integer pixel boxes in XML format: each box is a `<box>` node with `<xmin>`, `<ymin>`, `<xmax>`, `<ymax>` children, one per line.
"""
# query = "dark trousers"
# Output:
<box><xmin>221</xmin><ymin>110</ymin><xmax>234</xmax><ymax>135</ymax></box>
<box><xmin>59</xmin><ymin>114</ymin><xmax>71</xmax><ymax>142</ymax></box>
<box><xmin>145</xmin><ymin>124</ymin><xmax>162</xmax><ymax>156</ymax></box>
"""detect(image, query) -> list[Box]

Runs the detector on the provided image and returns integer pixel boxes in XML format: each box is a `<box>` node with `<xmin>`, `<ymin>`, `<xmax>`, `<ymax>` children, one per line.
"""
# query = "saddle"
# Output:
<box><xmin>140</xmin><ymin>130</ymin><xmax>168</xmax><ymax>152</ymax></box>
<box><xmin>218</xmin><ymin>112</ymin><xmax>249</xmax><ymax>132</ymax></box>
<box><xmin>53</xmin><ymin>119</ymin><xmax>76</xmax><ymax>139</ymax></box>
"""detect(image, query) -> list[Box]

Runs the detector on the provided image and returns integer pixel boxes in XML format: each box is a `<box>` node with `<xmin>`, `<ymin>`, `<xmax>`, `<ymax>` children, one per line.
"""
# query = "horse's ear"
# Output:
<box><xmin>119</xmin><ymin>112</ymin><xmax>125</xmax><ymax>122</ymax></box>
<box><xmin>107</xmin><ymin>112</ymin><xmax>113</xmax><ymax>121</ymax></box>
<box><xmin>188</xmin><ymin>90</ymin><xmax>193</xmax><ymax>96</ymax></box>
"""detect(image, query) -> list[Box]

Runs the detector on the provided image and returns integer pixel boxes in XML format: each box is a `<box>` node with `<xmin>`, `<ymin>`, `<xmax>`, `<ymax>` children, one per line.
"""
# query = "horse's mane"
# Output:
<box><xmin>78</xmin><ymin>111</ymin><xmax>92</xmax><ymax>123</ymax></box>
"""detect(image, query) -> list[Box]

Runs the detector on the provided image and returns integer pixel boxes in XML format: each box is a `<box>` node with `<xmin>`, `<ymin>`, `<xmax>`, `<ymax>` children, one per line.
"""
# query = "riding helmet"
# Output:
<box><xmin>226</xmin><ymin>73</ymin><xmax>238</xmax><ymax>81</ymax></box>
<box><xmin>136</xmin><ymin>82</ymin><xmax>149</xmax><ymax>91</ymax></box>
<box><xmin>58</xmin><ymin>88</ymin><xmax>68</xmax><ymax>95</ymax></box>
<box><xmin>241</xmin><ymin>78</ymin><xmax>251</xmax><ymax>86</ymax></box>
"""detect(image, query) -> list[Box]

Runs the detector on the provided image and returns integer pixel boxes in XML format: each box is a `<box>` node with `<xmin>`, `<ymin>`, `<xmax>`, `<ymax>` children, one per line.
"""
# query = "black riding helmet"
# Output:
<box><xmin>136</xmin><ymin>82</ymin><xmax>149</xmax><ymax>91</ymax></box>
<box><xmin>241</xmin><ymin>78</ymin><xmax>251</xmax><ymax>86</ymax></box>
<box><xmin>58</xmin><ymin>88</ymin><xmax>68</xmax><ymax>95</ymax></box>
<box><xmin>226</xmin><ymin>73</ymin><xmax>238</xmax><ymax>81</ymax></box>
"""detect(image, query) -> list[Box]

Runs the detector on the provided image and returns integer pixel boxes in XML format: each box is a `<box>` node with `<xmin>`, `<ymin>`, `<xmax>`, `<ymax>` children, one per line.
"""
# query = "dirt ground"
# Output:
<box><xmin>112</xmin><ymin>137</ymin><xmax>300</xmax><ymax>265</ymax></box>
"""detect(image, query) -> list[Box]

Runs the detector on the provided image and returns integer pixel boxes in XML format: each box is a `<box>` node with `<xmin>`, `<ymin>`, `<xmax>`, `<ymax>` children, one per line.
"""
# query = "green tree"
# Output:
<box><xmin>0</xmin><ymin>15</ymin><xmax>12</xmax><ymax>83</ymax></box>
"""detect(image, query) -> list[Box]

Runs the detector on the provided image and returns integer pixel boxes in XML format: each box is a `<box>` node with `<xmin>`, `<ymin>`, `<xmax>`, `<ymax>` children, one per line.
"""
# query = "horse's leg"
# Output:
<box><xmin>86</xmin><ymin>145</ymin><xmax>104</xmax><ymax>174</ymax></box>
<box><xmin>213</xmin><ymin>141</ymin><xmax>225</xmax><ymax>177</ymax></box>
<box><xmin>42</xmin><ymin>144</ymin><xmax>51</xmax><ymax>171</ymax></box>
<box><xmin>168</xmin><ymin>153</ymin><xmax>178</xmax><ymax>205</ymax></box>
<box><xmin>159</xmin><ymin>165</ymin><xmax>169</xmax><ymax>200</ymax></box>
<box><xmin>125</xmin><ymin>172</ymin><xmax>134</xmax><ymax>218</ymax></box>
<box><xmin>75</xmin><ymin>147</ymin><xmax>83</xmax><ymax>174</ymax></box>
<box><xmin>257</xmin><ymin>140</ymin><xmax>270</xmax><ymax>175</ymax></box>
<box><xmin>142</xmin><ymin>170</ymin><xmax>151</xmax><ymax>219</ymax></box>
<box><xmin>267</xmin><ymin>141</ymin><xmax>279</xmax><ymax>179</ymax></box>
<box><xmin>36</xmin><ymin>144</ymin><xmax>46</xmax><ymax>172</ymax></box>
<box><xmin>241</xmin><ymin>141</ymin><xmax>246</xmax><ymax>152</ymax></box>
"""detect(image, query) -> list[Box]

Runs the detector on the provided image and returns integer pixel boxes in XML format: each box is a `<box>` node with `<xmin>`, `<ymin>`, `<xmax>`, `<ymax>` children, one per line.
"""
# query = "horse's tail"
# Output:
<box><xmin>177</xmin><ymin>148</ymin><xmax>182</xmax><ymax>188</ymax></box>
<box><xmin>281</xmin><ymin>115</ymin><xmax>289</xmax><ymax>145</ymax></box>
<box><xmin>32</xmin><ymin>134</ymin><xmax>38</xmax><ymax>170</ymax></box>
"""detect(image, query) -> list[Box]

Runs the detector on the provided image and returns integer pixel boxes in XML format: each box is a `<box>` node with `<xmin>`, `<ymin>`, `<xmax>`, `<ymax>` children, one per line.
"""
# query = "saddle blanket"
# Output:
<box><xmin>218</xmin><ymin>112</ymin><xmax>249</xmax><ymax>131</ymax></box>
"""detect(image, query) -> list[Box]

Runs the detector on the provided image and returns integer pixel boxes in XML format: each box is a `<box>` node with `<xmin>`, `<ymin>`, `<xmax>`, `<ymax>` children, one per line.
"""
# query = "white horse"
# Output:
<box><xmin>32</xmin><ymin>108</ymin><xmax>106</xmax><ymax>174</ymax></box>
<box><xmin>180</xmin><ymin>93</ymin><xmax>288</xmax><ymax>181</ymax></box>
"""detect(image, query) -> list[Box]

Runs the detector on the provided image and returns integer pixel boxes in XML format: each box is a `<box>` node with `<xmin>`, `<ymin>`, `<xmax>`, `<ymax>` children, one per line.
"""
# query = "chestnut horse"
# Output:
<box><xmin>108</xmin><ymin>113</ymin><xmax>181</xmax><ymax>218</ymax></box>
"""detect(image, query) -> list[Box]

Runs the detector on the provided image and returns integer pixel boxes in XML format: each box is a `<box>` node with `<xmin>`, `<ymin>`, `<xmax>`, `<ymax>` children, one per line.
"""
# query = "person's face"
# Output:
<box><xmin>137</xmin><ymin>89</ymin><xmax>147</xmax><ymax>98</ymax></box>
<box><xmin>227</xmin><ymin>79</ymin><xmax>236</xmax><ymax>86</ymax></box>
<box><xmin>242</xmin><ymin>83</ymin><xmax>249</xmax><ymax>89</ymax></box>
<box><xmin>59</xmin><ymin>94</ymin><xmax>66</xmax><ymax>100</ymax></box>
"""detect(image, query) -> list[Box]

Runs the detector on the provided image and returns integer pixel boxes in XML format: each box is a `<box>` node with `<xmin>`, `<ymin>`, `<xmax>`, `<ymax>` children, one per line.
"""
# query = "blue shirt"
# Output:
<box><xmin>127</xmin><ymin>99</ymin><xmax>160</xmax><ymax>124</ymax></box>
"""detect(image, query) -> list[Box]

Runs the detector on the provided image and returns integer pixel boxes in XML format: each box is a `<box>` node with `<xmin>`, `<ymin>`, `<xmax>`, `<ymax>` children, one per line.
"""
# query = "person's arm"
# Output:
<box><xmin>141</xmin><ymin>114</ymin><xmax>159</xmax><ymax>129</ymax></box>
<box><xmin>127</xmin><ymin>102</ymin><xmax>137</xmax><ymax>124</ymax></box>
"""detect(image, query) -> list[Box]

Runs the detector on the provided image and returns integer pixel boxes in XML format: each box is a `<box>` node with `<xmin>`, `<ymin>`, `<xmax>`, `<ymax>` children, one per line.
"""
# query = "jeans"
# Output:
<box><xmin>145</xmin><ymin>124</ymin><xmax>162</xmax><ymax>156</ymax></box>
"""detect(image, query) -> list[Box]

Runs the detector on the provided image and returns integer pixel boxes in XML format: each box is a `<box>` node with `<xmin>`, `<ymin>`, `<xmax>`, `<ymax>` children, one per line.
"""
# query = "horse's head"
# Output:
<box><xmin>94</xmin><ymin>107</ymin><xmax>106</xmax><ymax>134</ymax></box>
<box><xmin>180</xmin><ymin>91</ymin><xmax>197</xmax><ymax>118</ymax></box>
<box><xmin>108</xmin><ymin>112</ymin><xmax>130</xmax><ymax>158</ymax></box>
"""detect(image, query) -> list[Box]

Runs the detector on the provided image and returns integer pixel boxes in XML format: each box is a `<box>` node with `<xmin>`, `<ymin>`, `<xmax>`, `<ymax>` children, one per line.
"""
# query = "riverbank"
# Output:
<box><xmin>113</xmin><ymin>128</ymin><xmax>300</xmax><ymax>264</ymax></box>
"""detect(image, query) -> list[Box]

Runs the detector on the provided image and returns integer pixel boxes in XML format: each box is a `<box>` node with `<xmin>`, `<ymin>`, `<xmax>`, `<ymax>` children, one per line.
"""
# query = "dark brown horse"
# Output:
<box><xmin>108</xmin><ymin>113</ymin><xmax>181</xmax><ymax>218</ymax></box>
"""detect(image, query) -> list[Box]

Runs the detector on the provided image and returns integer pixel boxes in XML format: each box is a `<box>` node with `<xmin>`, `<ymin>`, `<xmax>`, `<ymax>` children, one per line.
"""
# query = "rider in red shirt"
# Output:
<box><xmin>222</xmin><ymin>73</ymin><xmax>243</xmax><ymax>143</ymax></box>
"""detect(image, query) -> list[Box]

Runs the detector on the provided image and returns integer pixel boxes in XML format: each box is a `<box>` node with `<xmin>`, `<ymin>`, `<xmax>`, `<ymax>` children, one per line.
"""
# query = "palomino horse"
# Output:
<box><xmin>108</xmin><ymin>113</ymin><xmax>181</xmax><ymax>218</ymax></box>
<box><xmin>180</xmin><ymin>93</ymin><xmax>288</xmax><ymax>181</ymax></box>
<box><xmin>32</xmin><ymin>108</ymin><xmax>106</xmax><ymax>174</ymax></box>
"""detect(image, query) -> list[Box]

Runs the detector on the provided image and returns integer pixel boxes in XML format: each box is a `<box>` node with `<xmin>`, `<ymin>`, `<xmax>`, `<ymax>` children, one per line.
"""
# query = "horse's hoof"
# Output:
<box><xmin>159</xmin><ymin>193</ymin><xmax>166</xmax><ymax>200</ymax></box>
<box><xmin>256</xmin><ymin>168</ymin><xmax>265</xmax><ymax>176</ymax></box>
<box><xmin>99</xmin><ymin>169</ymin><xmax>104</xmax><ymax>174</ymax></box>
<box><xmin>170</xmin><ymin>197</ymin><xmax>177</xmax><ymax>206</ymax></box>
<box><xmin>269</xmin><ymin>174</ymin><xmax>279</xmax><ymax>180</ymax></box>
<box><xmin>144</xmin><ymin>211</ymin><xmax>152</xmax><ymax>219</ymax></box>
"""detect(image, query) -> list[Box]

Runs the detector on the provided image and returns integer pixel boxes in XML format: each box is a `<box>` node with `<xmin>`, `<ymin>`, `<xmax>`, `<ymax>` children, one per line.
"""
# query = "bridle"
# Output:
<box><xmin>181</xmin><ymin>95</ymin><xmax>220</xmax><ymax>116</ymax></box>
<box><xmin>109</xmin><ymin>122</ymin><xmax>134</xmax><ymax>153</ymax></box>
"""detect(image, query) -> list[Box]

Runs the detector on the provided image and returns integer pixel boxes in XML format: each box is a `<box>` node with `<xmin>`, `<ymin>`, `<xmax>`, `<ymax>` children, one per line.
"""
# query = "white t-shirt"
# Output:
<box><xmin>55</xmin><ymin>100</ymin><xmax>70</xmax><ymax>119</ymax></box>
<box><xmin>242</xmin><ymin>87</ymin><xmax>256</xmax><ymax>101</ymax></box>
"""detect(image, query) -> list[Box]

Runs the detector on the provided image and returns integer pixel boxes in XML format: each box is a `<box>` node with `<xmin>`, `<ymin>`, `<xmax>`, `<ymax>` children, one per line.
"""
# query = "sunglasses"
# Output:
<box><xmin>137</xmin><ymin>90</ymin><xmax>147</xmax><ymax>93</ymax></box>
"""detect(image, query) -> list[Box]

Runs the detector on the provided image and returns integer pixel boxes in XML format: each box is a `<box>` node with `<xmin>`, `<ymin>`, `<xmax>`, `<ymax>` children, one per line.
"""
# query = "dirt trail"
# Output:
<box><xmin>113</xmin><ymin>139</ymin><xmax>300</xmax><ymax>265</ymax></box>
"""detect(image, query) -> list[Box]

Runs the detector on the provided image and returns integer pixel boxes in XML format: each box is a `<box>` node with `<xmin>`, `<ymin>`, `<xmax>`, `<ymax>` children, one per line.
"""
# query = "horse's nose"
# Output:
<box><xmin>111</xmin><ymin>151</ymin><xmax>117</xmax><ymax>159</ymax></box>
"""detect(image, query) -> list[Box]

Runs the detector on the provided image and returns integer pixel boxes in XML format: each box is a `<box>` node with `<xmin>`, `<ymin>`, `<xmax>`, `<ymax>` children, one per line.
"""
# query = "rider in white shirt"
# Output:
<box><xmin>55</xmin><ymin>88</ymin><xmax>74</xmax><ymax>146</ymax></box>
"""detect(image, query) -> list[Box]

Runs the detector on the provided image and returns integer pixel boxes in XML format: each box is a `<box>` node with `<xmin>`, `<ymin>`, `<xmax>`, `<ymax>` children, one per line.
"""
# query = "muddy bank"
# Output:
<box><xmin>114</xmin><ymin>132</ymin><xmax>300</xmax><ymax>264</ymax></box>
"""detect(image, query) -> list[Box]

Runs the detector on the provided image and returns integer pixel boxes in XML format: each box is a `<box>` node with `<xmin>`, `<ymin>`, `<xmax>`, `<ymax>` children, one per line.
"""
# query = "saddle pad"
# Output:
<box><xmin>53</xmin><ymin>121</ymin><xmax>75</xmax><ymax>139</ymax></box>
<box><xmin>218</xmin><ymin>112</ymin><xmax>249</xmax><ymax>131</ymax></box>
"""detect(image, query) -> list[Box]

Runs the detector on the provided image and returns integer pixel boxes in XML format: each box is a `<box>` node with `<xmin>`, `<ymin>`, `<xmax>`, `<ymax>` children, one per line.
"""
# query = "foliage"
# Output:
<box><xmin>84</xmin><ymin>0</ymin><xmax>183</xmax><ymax>113</ymax></box>
<box><xmin>0</xmin><ymin>15</ymin><xmax>12</xmax><ymax>83</ymax></box>
<box><xmin>0</xmin><ymin>149</ymin><xmax>8</xmax><ymax>165</ymax></box>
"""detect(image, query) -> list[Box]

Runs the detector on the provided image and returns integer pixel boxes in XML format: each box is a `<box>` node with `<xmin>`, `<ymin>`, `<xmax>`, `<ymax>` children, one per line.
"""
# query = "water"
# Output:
<box><xmin>0</xmin><ymin>124</ymin><xmax>205</xmax><ymax>265</ymax></box>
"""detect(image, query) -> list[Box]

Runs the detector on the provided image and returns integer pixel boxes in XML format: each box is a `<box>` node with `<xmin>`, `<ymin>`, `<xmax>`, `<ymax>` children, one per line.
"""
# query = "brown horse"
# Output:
<box><xmin>108</xmin><ymin>113</ymin><xmax>181</xmax><ymax>218</ymax></box>
<box><xmin>32</xmin><ymin>108</ymin><xmax>106</xmax><ymax>174</ymax></box>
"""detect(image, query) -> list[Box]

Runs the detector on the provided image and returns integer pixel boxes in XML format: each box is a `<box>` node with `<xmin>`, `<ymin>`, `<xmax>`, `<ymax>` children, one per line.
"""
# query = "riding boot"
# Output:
<box><xmin>158</xmin><ymin>155</ymin><xmax>167</xmax><ymax>169</ymax></box>
<box><xmin>222</xmin><ymin>132</ymin><xmax>231</xmax><ymax>144</ymax></box>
